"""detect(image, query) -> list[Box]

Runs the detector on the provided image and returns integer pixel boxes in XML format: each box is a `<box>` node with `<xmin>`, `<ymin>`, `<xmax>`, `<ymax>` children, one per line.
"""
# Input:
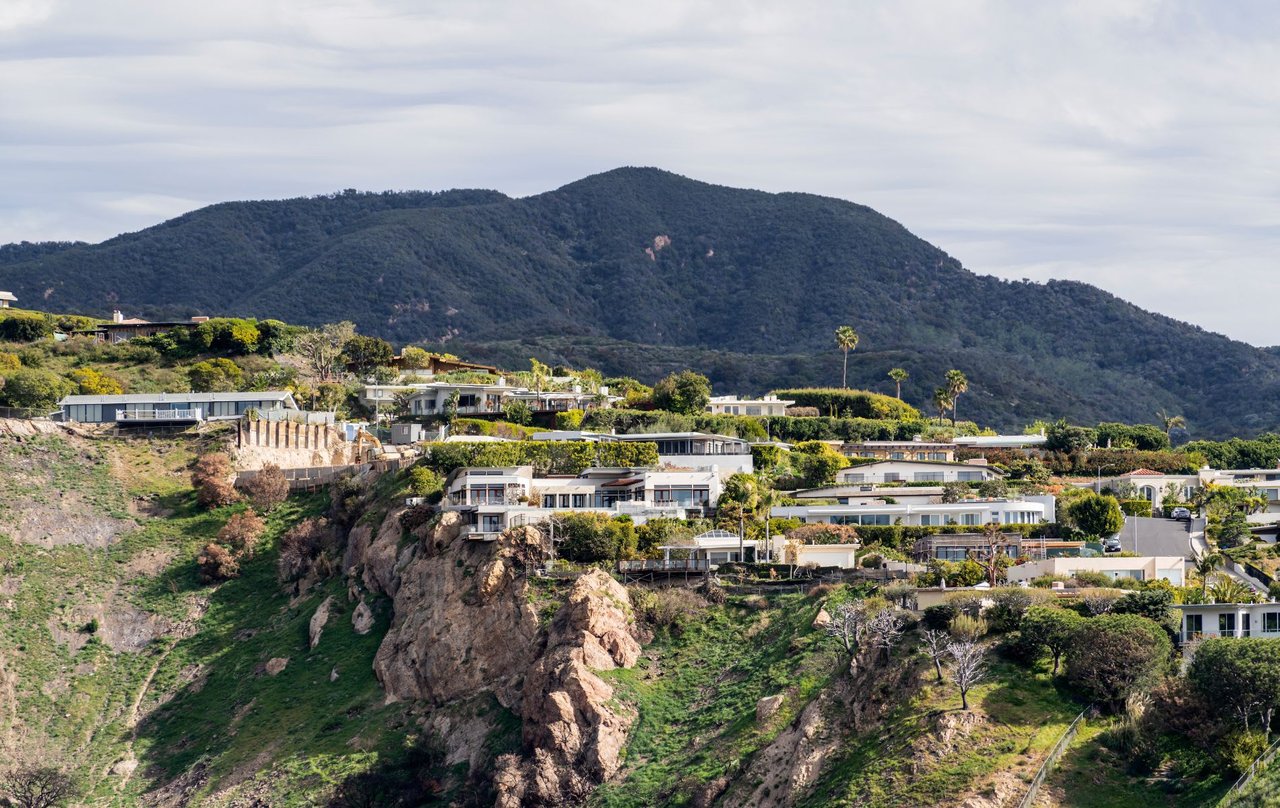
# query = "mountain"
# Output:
<box><xmin>3</xmin><ymin>168</ymin><xmax>1278</xmax><ymax>437</ymax></box>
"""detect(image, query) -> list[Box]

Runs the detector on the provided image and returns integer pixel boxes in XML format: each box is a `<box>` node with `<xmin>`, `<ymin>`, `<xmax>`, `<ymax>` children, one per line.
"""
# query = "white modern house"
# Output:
<box><xmin>953</xmin><ymin>434</ymin><xmax>1048</xmax><ymax>452</ymax></box>
<box><xmin>771</xmin><ymin>495</ymin><xmax>1055</xmax><ymax>528</ymax></box>
<box><xmin>836</xmin><ymin>459</ymin><xmax>1003</xmax><ymax>485</ymax></box>
<box><xmin>706</xmin><ymin>394</ymin><xmax>794</xmax><ymax>417</ymax></box>
<box><xmin>57</xmin><ymin>391</ymin><xmax>299</xmax><ymax>424</ymax></box>
<box><xmin>530</xmin><ymin>430</ymin><xmax>754</xmax><ymax>476</ymax></box>
<box><xmin>793</xmin><ymin>485</ymin><xmax>948</xmax><ymax>505</ymax></box>
<box><xmin>0</xmin><ymin>291</ymin><xmax>15</xmax><ymax>308</ymax></box>
<box><xmin>405</xmin><ymin>380</ymin><xmax>615</xmax><ymax>417</ymax></box>
<box><xmin>1176</xmin><ymin>603</ymin><xmax>1280</xmax><ymax>642</ymax></box>
<box><xmin>1005</xmin><ymin>556</ymin><xmax>1184</xmax><ymax>586</ymax></box>
<box><xmin>441</xmin><ymin>465</ymin><xmax>722</xmax><ymax>540</ymax></box>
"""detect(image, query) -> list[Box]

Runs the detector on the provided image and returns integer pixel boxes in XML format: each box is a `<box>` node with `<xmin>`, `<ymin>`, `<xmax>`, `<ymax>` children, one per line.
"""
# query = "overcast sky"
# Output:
<box><xmin>2</xmin><ymin>0</ymin><xmax>1277</xmax><ymax>343</ymax></box>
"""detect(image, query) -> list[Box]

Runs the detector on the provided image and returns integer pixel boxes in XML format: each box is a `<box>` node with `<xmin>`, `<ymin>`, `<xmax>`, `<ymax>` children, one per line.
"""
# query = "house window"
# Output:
<box><xmin>928</xmin><ymin>452</ymin><xmax>947</xmax><ymax>461</ymax></box>
<box><xmin>559</xmin><ymin>494</ymin><xmax>571</xmax><ymax>508</ymax></box>
<box><xmin>845</xmin><ymin>473</ymin><xmax>865</xmax><ymax>483</ymax></box>
<box><xmin>915</xmin><ymin>472</ymin><xmax>944</xmax><ymax>483</ymax></box>
<box><xmin>957</xmin><ymin>471</ymin><xmax>983</xmax><ymax>482</ymax></box>
<box><xmin>937</xmin><ymin>547</ymin><xmax>968</xmax><ymax>562</ymax></box>
<box><xmin>481</xmin><ymin>514</ymin><xmax>502</xmax><ymax>533</ymax></box>
<box><xmin>572</xmin><ymin>494</ymin><xmax>586</xmax><ymax>508</ymax></box>
<box><xmin>883</xmin><ymin>473</ymin><xmax>902</xmax><ymax>483</ymax></box>
<box><xmin>1265</xmin><ymin>613</ymin><xmax>1280</xmax><ymax>633</ymax></box>
<box><xmin>1185</xmin><ymin>614</ymin><xmax>1203</xmax><ymax>638</ymax></box>
<box><xmin>919</xmin><ymin>514</ymin><xmax>942</xmax><ymax>526</ymax></box>
<box><xmin>890</xmin><ymin>452</ymin><xmax>905</xmax><ymax>460</ymax></box>
<box><xmin>542</xmin><ymin>495</ymin><xmax>555</xmax><ymax>509</ymax></box>
<box><xmin>1220</xmin><ymin>613</ymin><xmax>1237</xmax><ymax>636</ymax></box>
<box><xmin>960</xmin><ymin>514</ymin><xmax>981</xmax><ymax>526</ymax></box>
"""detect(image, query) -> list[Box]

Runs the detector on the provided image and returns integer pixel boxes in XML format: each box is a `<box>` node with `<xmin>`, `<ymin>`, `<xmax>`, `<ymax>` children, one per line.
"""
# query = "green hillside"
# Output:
<box><xmin>4</xmin><ymin>167</ymin><xmax>1279</xmax><ymax>435</ymax></box>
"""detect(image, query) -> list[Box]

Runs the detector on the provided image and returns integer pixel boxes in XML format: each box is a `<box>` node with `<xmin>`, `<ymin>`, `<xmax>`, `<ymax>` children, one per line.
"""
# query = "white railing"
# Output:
<box><xmin>116</xmin><ymin>408</ymin><xmax>203</xmax><ymax>421</ymax></box>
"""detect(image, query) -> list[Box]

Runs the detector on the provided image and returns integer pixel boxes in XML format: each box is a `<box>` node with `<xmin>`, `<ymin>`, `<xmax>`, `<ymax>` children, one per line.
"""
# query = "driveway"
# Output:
<box><xmin>1116</xmin><ymin>516</ymin><xmax>1194</xmax><ymax>559</ymax></box>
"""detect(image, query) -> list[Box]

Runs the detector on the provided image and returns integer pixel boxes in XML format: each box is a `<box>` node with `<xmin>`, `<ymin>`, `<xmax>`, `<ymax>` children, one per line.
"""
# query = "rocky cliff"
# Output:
<box><xmin>344</xmin><ymin>505</ymin><xmax>641</xmax><ymax>805</ymax></box>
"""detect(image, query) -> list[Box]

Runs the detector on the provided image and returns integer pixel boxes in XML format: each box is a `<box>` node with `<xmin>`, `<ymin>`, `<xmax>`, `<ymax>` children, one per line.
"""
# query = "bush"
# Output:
<box><xmin>922</xmin><ymin>603</ymin><xmax>958</xmax><ymax>631</ymax></box>
<box><xmin>1119</xmin><ymin>499</ymin><xmax>1154</xmax><ymax>518</ymax></box>
<box><xmin>217</xmin><ymin>510</ymin><xmax>266</xmax><ymax>556</ymax></box>
<box><xmin>1222</xmin><ymin>730</ymin><xmax>1269</xmax><ymax>774</ymax></box>
<box><xmin>191</xmin><ymin>452</ymin><xmax>239</xmax><ymax>508</ymax></box>
<box><xmin>1071</xmin><ymin>571</ymin><xmax>1114</xmax><ymax>588</ymax></box>
<box><xmin>0</xmin><ymin>311</ymin><xmax>53</xmax><ymax>342</ymax></box>
<box><xmin>555</xmin><ymin>409</ymin><xmax>585</xmax><ymax>429</ymax></box>
<box><xmin>197</xmin><ymin>543</ymin><xmax>240</xmax><ymax>582</ymax></box>
<box><xmin>949</xmin><ymin>613</ymin><xmax>988</xmax><ymax>640</ymax></box>
<box><xmin>0</xmin><ymin>367</ymin><xmax>72</xmax><ymax>410</ymax></box>
<box><xmin>629</xmin><ymin>586</ymin><xmax>707</xmax><ymax>632</ymax></box>
<box><xmin>503</xmin><ymin>399</ymin><xmax>533</xmax><ymax>425</ymax></box>
<box><xmin>651</xmin><ymin>370</ymin><xmax>712</xmax><ymax>415</ymax></box>
<box><xmin>69</xmin><ymin>367</ymin><xmax>124</xmax><ymax>395</ymax></box>
<box><xmin>240</xmin><ymin>463</ymin><xmax>289</xmax><ymax>512</ymax></box>
<box><xmin>407</xmin><ymin>466</ymin><xmax>444</xmax><ymax>500</ymax></box>
<box><xmin>278</xmin><ymin>517</ymin><xmax>335</xmax><ymax>582</ymax></box>
<box><xmin>986</xmin><ymin>587</ymin><xmax>1051</xmax><ymax>633</ymax></box>
<box><xmin>187</xmin><ymin>358</ymin><xmax>244</xmax><ymax>392</ymax></box>
<box><xmin>772</xmin><ymin>387</ymin><xmax>919</xmax><ymax>420</ymax></box>
<box><xmin>1066</xmin><ymin>613</ymin><xmax>1173</xmax><ymax>711</ymax></box>
<box><xmin>557</xmin><ymin>512</ymin><xmax>637</xmax><ymax>563</ymax></box>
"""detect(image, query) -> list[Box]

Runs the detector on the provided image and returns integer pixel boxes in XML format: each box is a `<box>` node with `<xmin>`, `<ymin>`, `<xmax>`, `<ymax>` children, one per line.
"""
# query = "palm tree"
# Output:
<box><xmin>1157</xmin><ymin>409</ymin><xmax>1187</xmax><ymax>440</ymax></box>
<box><xmin>1208</xmin><ymin>573</ymin><xmax>1255</xmax><ymax>605</ymax></box>
<box><xmin>834</xmin><ymin>326</ymin><xmax>859</xmax><ymax>388</ymax></box>
<box><xmin>945</xmin><ymin>369</ymin><xmax>968</xmax><ymax>425</ymax></box>
<box><xmin>888</xmin><ymin>367</ymin><xmax>908</xmax><ymax>399</ymax></box>
<box><xmin>1194</xmin><ymin>551</ymin><xmax>1224</xmax><ymax>596</ymax></box>
<box><xmin>932</xmin><ymin>387</ymin><xmax>953</xmax><ymax>426</ymax></box>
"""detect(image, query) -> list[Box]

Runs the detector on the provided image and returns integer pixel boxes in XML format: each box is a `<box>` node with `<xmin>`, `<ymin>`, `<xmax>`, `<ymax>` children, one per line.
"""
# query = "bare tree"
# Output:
<box><xmin>920</xmin><ymin>629</ymin><xmax>951</xmax><ymax>683</ymax></box>
<box><xmin>1</xmin><ymin>766</ymin><xmax>79</xmax><ymax>808</ymax></box>
<box><xmin>948</xmin><ymin>641</ymin><xmax>988</xmax><ymax>710</ymax></box>
<box><xmin>293</xmin><ymin>321</ymin><xmax>356</xmax><ymax>382</ymax></box>
<box><xmin>1081</xmin><ymin>590</ymin><xmax>1121</xmax><ymax>616</ymax></box>
<box><xmin>825</xmin><ymin>602</ymin><xmax>870</xmax><ymax>656</ymax></box>
<box><xmin>868</xmin><ymin>608</ymin><xmax>906</xmax><ymax>661</ymax></box>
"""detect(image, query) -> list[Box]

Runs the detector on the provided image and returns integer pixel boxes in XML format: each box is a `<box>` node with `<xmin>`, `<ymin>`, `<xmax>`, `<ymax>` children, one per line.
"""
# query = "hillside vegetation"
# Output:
<box><xmin>3</xmin><ymin>168</ymin><xmax>1280</xmax><ymax>436</ymax></box>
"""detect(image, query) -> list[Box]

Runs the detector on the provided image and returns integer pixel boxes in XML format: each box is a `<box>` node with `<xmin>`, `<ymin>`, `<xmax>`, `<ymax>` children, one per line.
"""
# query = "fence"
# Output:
<box><xmin>1017</xmin><ymin>708</ymin><xmax>1089</xmax><ymax>808</ymax></box>
<box><xmin>0</xmin><ymin>406</ymin><xmax>54</xmax><ymax>420</ymax></box>
<box><xmin>1219</xmin><ymin>734</ymin><xmax>1280</xmax><ymax>807</ymax></box>
<box><xmin>234</xmin><ymin>456</ymin><xmax>413</xmax><ymax>492</ymax></box>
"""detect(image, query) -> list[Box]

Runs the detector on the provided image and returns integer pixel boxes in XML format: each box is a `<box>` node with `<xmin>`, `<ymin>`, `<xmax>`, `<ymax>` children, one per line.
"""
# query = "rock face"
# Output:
<box><xmin>264</xmin><ymin>658</ymin><xmax>288</xmax><ymax>676</ymax></box>
<box><xmin>308</xmin><ymin>596</ymin><xmax>332</xmax><ymax>649</ymax></box>
<box><xmin>757</xmin><ymin>694</ymin><xmax>785</xmax><ymax>724</ymax></box>
<box><xmin>494</xmin><ymin>570</ymin><xmax>641</xmax><ymax>808</ymax></box>
<box><xmin>368</xmin><ymin>512</ymin><xmax>543</xmax><ymax>708</ymax></box>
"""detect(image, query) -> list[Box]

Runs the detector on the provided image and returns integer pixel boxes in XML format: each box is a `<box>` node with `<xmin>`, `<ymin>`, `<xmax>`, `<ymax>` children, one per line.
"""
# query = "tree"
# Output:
<box><xmin>920</xmin><ymin>629</ymin><xmax>950</xmax><ymax>683</ymax></box>
<box><xmin>68</xmin><ymin>367</ymin><xmax>124</xmax><ymax>395</ymax></box>
<box><xmin>399</xmin><ymin>345</ymin><xmax>433</xmax><ymax>370</ymax></box>
<box><xmin>1065</xmin><ymin>613</ymin><xmax>1172</xmax><ymax>712</ymax></box>
<box><xmin>0</xmin><ymin>368</ymin><xmax>72</xmax><ymax>410</ymax></box>
<box><xmin>834</xmin><ymin>326</ymin><xmax>859</xmax><ymax>388</ymax></box>
<box><xmin>1157</xmin><ymin>409</ymin><xmax>1187</xmax><ymax>440</ymax></box>
<box><xmin>932</xmin><ymin>387</ymin><xmax>953</xmax><ymax>425</ymax></box>
<box><xmin>1190</xmin><ymin>638</ymin><xmax>1280</xmax><ymax>735</ymax></box>
<box><xmin>888</xmin><ymin>367</ymin><xmax>908</xmax><ymax>399</ymax></box>
<box><xmin>197</xmin><ymin>542</ymin><xmax>240</xmax><ymax>583</ymax></box>
<box><xmin>241</xmin><ymin>463</ymin><xmax>289</xmax><ymax>512</ymax></box>
<box><xmin>342</xmin><ymin>334</ymin><xmax>394</xmax><ymax>376</ymax></box>
<box><xmin>0</xmin><ymin>312</ymin><xmax>53</xmax><ymax>342</ymax></box>
<box><xmin>826</xmin><ymin>601</ymin><xmax>871</xmax><ymax>657</ymax></box>
<box><xmin>948</xmin><ymin>641</ymin><xmax>987</xmax><ymax>710</ymax></box>
<box><xmin>0</xmin><ymin>765</ymin><xmax>79</xmax><ymax>808</ymax></box>
<box><xmin>294</xmin><ymin>321</ymin><xmax>356</xmax><ymax>382</ymax></box>
<box><xmin>218</xmin><ymin>510</ymin><xmax>266</xmax><ymax>556</ymax></box>
<box><xmin>1020</xmin><ymin>605</ymin><xmax>1083</xmax><ymax>674</ymax></box>
<box><xmin>1193</xmin><ymin>551</ymin><xmax>1224</xmax><ymax>596</ymax></box>
<box><xmin>976</xmin><ymin>478</ymin><xmax>1008</xmax><ymax>499</ymax></box>
<box><xmin>187</xmin><ymin>358</ymin><xmax>244</xmax><ymax>393</ymax></box>
<box><xmin>1067</xmin><ymin>493</ymin><xmax>1124</xmax><ymax>538</ymax></box>
<box><xmin>940</xmin><ymin>482</ymin><xmax>967</xmax><ymax>503</ymax></box>
<box><xmin>504</xmin><ymin>399</ymin><xmax>533</xmax><ymax>425</ymax></box>
<box><xmin>868</xmin><ymin>608</ymin><xmax>906</xmax><ymax>661</ymax></box>
<box><xmin>651</xmin><ymin>370</ymin><xmax>712</xmax><ymax>415</ymax></box>
<box><xmin>1045</xmin><ymin>419</ymin><xmax>1097</xmax><ymax>453</ymax></box>
<box><xmin>945</xmin><ymin>369</ymin><xmax>968</xmax><ymax>425</ymax></box>
<box><xmin>1208</xmin><ymin>574</ymin><xmax>1256</xmax><ymax>604</ymax></box>
<box><xmin>791</xmin><ymin>441</ymin><xmax>848</xmax><ymax>487</ymax></box>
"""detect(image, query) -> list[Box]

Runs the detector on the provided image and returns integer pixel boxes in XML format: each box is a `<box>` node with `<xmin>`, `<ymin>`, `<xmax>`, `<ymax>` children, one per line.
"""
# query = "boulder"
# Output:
<box><xmin>757</xmin><ymin>694</ymin><xmax>785</xmax><ymax>724</ymax></box>
<box><xmin>308</xmin><ymin>596</ymin><xmax>333</xmax><ymax>650</ymax></box>
<box><xmin>352</xmin><ymin>599</ymin><xmax>374</xmax><ymax>635</ymax></box>
<box><xmin>812</xmin><ymin>606</ymin><xmax>832</xmax><ymax>628</ymax></box>
<box><xmin>265</xmin><ymin>657</ymin><xmax>288</xmax><ymax>676</ymax></box>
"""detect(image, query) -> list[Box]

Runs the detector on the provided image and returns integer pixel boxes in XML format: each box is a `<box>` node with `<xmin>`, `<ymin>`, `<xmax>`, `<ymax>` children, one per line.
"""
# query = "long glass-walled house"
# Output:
<box><xmin>57</xmin><ymin>391</ymin><xmax>299</xmax><ymax>425</ymax></box>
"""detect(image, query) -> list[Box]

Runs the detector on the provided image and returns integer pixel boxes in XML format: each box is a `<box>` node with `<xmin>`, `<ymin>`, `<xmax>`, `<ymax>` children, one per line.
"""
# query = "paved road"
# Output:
<box><xmin>1117</xmin><ymin>516</ymin><xmax>1195</xmax><ymax>558</ymax></box>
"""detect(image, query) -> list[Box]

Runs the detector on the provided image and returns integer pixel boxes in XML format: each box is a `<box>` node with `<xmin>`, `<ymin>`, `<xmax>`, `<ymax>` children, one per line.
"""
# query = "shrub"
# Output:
<box><xmin>1072</xmin><ymin>570</ymin><xmax>1114</xmax><ymax>588</ymax></box>
<box><xmin>187</xmin><ymin>358</ymin><xmax>244</xmax><ymax>392</ymax></box>
<box><xmin>986</xmin><ymin>587</ymin><xmax>1051</xmax><ymax>633</ymax></box>
<box><xmin>503</xmin><ymin>399</ymin><xmax>533</xmax><ymax>425</ymax></box>
<box><xmin>630</xmin><ymin>586</ymin><xmax>707</xmax><ymax>632</ymax></box>
<box><xmin>1221</xmin><ymin>730</ymin><xmax>1269</xmax><ymax>774</ymax></box>
<box><xmin>407</xmin><ymin>466</ymin><xmax>444</xmax><ymax>500</ymax></box>
<box><xmin>949</xmin><ymin>613</ymin><xmax>988</xmax><ymax>640</ymax></box>
<box><xmin>771</xmin><ymin>388</ymin><xmax>919</xmax><ymax>420</ymax></box>
<box><xmin>191</xmin><ymin>452</ymin><xmax>239</xmax><ymax>508</ymax></box>
<box><xmin>0</xmin><ymin>311</ymin><xmax>53</xmax><ymax>342</ymax></box>
<box><xmin>278</xmin><ymin>517</ymin><xmax>335</xmax><ymax>582</ymax></box>
<box><xmin>555</xmin><ymin>409</ymin><xmax>585</xmax><ymax>429</ymax></box>
<box><xmin>0</xmin><ymin>352</ymin><xmax>18</xmax><ymax>373</ymax></box>
<box><xmin>1066</xmin><ymin>613</ymin><xmax>1173</xmax><ymax>712</ymax></box>
<box><xmin>922</xmin><ymin>603</ymin><xmax>958</xmax><ymax>631</ymax></box>
<box><xmin>1118</xmin><ymin>499</ymin><xmax>1153</xmax><ymax>518</ymax></box>
<box><xmin>217</xmin><ymin>510</ymin><xmax>266</xmax><ymax>556</ymax></box>
<box><xmin>240</xmin><ymin>463</ymin><xmax>289</xmax><ymax>512</ymax></box>
<box><xmin>398</xmin><ymin>504</ymin><xmax>437</xmax><ymax>533</ymax></box>
<box><xmin>197</xmin><ymin>543</ymin><xmax>240</xmax><ymax>582</ymax></box>
<box><xmin>651</xmin><ymin>371</ymin><xmax>711</xmax><ymax>415</ymax></box>
<box><xmin>0</xmin><ymin>367</ymin><xmax>72</xmax><ymax>410</ymax></box>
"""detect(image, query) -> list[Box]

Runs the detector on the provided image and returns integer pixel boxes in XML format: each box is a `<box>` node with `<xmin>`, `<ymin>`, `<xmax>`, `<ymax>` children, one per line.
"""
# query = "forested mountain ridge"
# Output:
<box><xmin>4</xmin><ymin>167</ymin><xmax>1279</xmax><ymax>436</ymax></box>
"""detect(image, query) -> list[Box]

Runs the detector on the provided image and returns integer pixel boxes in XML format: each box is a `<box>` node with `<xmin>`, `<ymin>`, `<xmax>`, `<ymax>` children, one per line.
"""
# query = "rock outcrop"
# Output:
<box><xmin>308</xmin><ymin>596</ymin><xmax>332</xmax><ymax>649</ymax></box>
<box><xmin>351</xmin><ymin>599</ymin><xmax>374</xmax><ymax>635</ymax></box>
<box><xmin>494</xmin><ymin>570</ymin><xmax>641</xmax><ymax>807</ymax></box>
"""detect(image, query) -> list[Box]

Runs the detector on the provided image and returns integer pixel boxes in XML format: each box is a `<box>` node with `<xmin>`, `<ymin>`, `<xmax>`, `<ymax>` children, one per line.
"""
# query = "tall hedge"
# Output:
<box><xmin>771</xmin><ymin>388</ymin><xmax>920</xmax><ymax>420</ymax></box>
<box><xmin>419</xmin><ymin>440</ymin><xmax>660</xmax><ymax>476</ymax></box>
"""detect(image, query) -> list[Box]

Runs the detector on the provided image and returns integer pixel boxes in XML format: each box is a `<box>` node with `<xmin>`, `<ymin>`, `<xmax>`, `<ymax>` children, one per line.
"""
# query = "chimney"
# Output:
<box><xmin>112</xmin><ymin>310</ymin><xmax>123</xmax><ymax>323</ymax></box>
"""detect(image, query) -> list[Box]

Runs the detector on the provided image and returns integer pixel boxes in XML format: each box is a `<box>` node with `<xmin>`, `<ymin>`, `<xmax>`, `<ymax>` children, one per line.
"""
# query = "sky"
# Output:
<box><xmin>2</xmin><ymin>0</ymin><xmax>1278</xmax><ymax>344</ymax></box>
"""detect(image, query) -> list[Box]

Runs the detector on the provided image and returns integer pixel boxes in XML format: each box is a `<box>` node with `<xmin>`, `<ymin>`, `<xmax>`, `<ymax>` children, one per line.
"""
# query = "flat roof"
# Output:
<box><xmin>841</xmin><ymin>458</ymin><xmax>1004</xmax><ymax>473</ymax></box>
<box><xmin>614</xmin><ymin>432</ymin><xmax>747</xmax><ymax>442</ymax></box>
<box><xmin>59</xmin><ymin>391</ymin><xmax>295</xmax><ymax>405</ymax></box>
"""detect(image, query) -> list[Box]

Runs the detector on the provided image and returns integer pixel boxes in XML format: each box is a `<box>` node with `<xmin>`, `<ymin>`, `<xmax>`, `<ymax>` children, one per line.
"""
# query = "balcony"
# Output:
<box><xmin>460</xmin><ymin>525</ymin><xmax>502</xmax><ymax>542</ymax></box>
<box><xmin>115</xmin><ymin>408</ymin><xmax>203</xmax><ymax>424</ymax></box>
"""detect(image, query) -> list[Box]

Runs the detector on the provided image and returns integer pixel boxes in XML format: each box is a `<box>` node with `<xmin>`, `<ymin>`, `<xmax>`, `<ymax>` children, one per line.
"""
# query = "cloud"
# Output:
<box><xmin>1</xmin><ymin>0</ymin><xmax>1278</xmax><ymax>343</ymax></box>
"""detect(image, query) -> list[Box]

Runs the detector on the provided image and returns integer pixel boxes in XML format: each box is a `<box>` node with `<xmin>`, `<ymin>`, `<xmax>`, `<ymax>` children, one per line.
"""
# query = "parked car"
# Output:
<box><xmin>1102</xmin><ymin>537</ymin><xmax>1122</xmax><ymax>553</ymax></box>
<box><xmin>1171</xmin><ymin>507</ymin><xmax>1192</xmax><ymax>521</ymax></box>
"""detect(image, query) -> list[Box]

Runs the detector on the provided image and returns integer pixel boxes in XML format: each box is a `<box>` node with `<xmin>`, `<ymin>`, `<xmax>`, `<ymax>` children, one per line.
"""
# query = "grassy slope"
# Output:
<box><xmin>0</xmin><ymin>431</ymin><xmax>403</xmax><ymax>806</ymax></box>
